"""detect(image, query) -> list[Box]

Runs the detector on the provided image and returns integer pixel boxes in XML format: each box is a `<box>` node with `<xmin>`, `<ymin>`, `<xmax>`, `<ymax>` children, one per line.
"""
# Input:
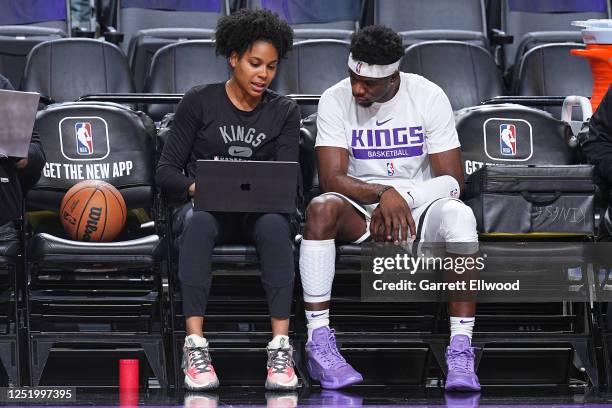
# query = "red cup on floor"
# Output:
<box><xmin>119</xmin><ymin>359</ymin><xmax>139</xmax><ymax>390</ymax></box>
<box><xmin>119</xmin><ymin>388</ymin><xmax>138</xmax><ymax>407</ymax></box>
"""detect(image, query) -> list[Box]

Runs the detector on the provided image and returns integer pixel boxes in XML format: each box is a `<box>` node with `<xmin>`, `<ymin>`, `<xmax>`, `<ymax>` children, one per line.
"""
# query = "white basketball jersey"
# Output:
<box><xmin>315</xmin><ymin>72</ymin><xmax>460</xmax><ymax>193</ymax></box>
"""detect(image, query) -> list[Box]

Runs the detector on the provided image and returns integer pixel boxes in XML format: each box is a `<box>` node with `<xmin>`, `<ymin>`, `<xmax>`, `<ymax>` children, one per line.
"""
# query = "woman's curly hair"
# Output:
<box><xmin>350</xmin><ymin>25</ymin><xmax>404</xmax><ymax>65</ymax></box>
<box><xmin>215</xmin><ymin>8</ymin><xmax>293</xmax><ymax>59</ymax></box>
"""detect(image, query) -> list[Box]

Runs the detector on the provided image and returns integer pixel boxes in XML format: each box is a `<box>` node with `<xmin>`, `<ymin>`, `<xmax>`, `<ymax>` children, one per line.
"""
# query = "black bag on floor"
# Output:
<box><xmin>464</xmin><ymin>165</ymin><xmax>596</xmax><ymax>235</ymax></box>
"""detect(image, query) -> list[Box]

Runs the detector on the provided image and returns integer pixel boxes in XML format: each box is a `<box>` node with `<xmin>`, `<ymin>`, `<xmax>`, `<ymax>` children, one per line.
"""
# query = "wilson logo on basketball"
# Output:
<box><xmin>82</xmin><ymin>206</ymin><xmax>102</xmax><ymax>242</ymax></box>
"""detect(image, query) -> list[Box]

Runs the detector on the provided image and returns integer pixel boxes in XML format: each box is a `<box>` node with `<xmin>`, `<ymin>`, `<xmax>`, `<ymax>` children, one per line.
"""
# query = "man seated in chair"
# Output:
<box><xmin>0</xmin><ymin>74</ymin><xmax>45</xmax><ymax>240</ymax></box>
<box><xmin>298</xmin><ymin>26</ymin><xmax>480</xmax><ymax>392</ymax></box>
<box><xmin>584</xmin><ymin>84</ymin><xmax>612</xmax><ymax>237</ymax></box>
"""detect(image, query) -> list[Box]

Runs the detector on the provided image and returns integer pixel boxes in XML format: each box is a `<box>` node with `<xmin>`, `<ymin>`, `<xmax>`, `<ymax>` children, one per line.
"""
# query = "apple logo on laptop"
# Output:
<box><xmin>240</xmin><ymin>182</ymin><xmax>251</xmax><ymax>191</ymax></box>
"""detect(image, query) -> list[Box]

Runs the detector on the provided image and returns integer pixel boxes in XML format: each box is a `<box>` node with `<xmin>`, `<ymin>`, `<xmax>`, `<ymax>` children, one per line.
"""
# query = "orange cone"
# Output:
<box><xmin>571</xmin><ymin>44</ymin><xmax>612</xmax><ymax>111</ymax></box>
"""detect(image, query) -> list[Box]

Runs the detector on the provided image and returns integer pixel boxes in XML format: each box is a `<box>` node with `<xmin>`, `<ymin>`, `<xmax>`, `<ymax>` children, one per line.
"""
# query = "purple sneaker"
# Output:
<box><xmin>305</xmin><ymin>327</ymin><xmax>363</xmax><ymax>389</ymax></box>
<box><xmin>309</xmin><ymin>390</ymin><xmax>363</xmax><ymax>406</ymax></box>
<box><xmin>445</xmin><ymin>335</ymin><xmax>481</xmax><ymax>392</ymax></box>
<box><xmin>444</xmin><ymin>391</ymin><xmax>481</xmax><ymax>407</ymax></box>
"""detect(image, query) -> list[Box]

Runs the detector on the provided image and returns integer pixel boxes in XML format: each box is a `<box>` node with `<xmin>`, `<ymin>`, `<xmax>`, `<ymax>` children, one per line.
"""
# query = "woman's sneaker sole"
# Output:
<box><xmin>184</xmin><ymin>375</ymin><xmax>220</xmax><ymax>391</ymax></box>
<box><xmin>265</xmin><ymin>375</ymin><xmax>298</xmax><ymax>391</ymax></box>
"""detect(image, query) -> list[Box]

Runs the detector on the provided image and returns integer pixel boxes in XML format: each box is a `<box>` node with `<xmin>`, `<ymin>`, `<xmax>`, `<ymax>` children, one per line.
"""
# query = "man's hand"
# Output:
<box><xmin>370</xmin><ymin>207</ymin><xmax>386</xmax><ymax>242</ymax></box>
<box><xmin>377</xmin><ymin>188</ymin><xmax>416</xmax><ymax>243</ymax></box>
<box><xmin>188</xmin><ymin>182</ymin><xmax>196</xmax><ymax>197</ymax></box>
<box><xmin>15</xmin><ymin>158</ymin><xmax>28</xmax><ymax>170</ymax></box>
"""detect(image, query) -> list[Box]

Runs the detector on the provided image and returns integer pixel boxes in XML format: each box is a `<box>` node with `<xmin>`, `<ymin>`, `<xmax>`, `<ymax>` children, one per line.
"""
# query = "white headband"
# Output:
<box><xmin>348</xmin><ymin>53</ymin><xmax>401</xmax><ymax>78</ymax></box>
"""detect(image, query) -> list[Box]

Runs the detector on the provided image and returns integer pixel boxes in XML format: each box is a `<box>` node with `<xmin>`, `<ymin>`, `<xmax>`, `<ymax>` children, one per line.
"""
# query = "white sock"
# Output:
<box><xmin>268</xmin><ymin>334</ymin><xmax>290</xmax><ymax>349</ymax></box>
<box><xmin>299</xmin><ymin>239</ymin><xmax>335</xmax><ymax>303</ymax></box>
<box><xmin>450</xmin><ymin>316</ymin><xmax>474</xmax><ymax>341</ymax></box>
<box><xmin>404</xmin><ymin>175</ymin><xmax>460</xmax><ymax>208</ymax></box>
<box><xmin>185</xmin><ymin>334</ymin><xmax>208</xmax><ymax>348</ymax></box>
<box><xmin>306</xmin><ymin>309</ymin><xmax>329</xmax><ymax>342</ymax></box>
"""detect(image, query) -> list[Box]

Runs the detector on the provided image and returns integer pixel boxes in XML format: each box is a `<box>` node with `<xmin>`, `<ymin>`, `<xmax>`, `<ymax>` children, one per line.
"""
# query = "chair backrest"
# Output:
<box><xmin>373</xmin><ymin>0</ymin><xmax>487</xmax><ymax>45</ymax></box>
<box><xmin>118</xmin><ymin>0</ymin><xmax>229</xmax><ymax>53</ymax></box>
<box><xmin>128</xmin><ymin>28</ymin><xmax>214</xmax><ymax>91</ymax></box>
<box><xmin>247</xmin><ymin>0</ymin><xmax>360</xmax><ymax>38</ymax></box>
<box><xmin>0</xmin><ymin>26</ymin><xmax>66</xmax><ymax>90</ymax></box>
<box><xmin>455</xmin><ymin>104</ymin><xmax>578</xmax><ymax>181</ymax></box>
<box><xmin>247</xmin><ymin>0</ymin><xmax>359</xmax><ymax>29</ymax></box>
<box><xmin>27</xmin><ymin>102</ymin><xmax>156</xmax><ymax>212</ymax></box>
<box><xmin>401</xmin><ymin>41</ymin><xmax>503</xmax><ymax>111</ymax></box>
<box><xmin>516</xmin><ymin>43</ymin><xmax>593</xmax><ymax>118</ymax></box>
<box><xmin>501</xmin><ymin>0</ymin><xmax>609</xmax><ymax>70</ymax></box>
<box><xmin>22</xmin><ymin>38</ymin><xmax>134</xmax><ymax>102</ymax></box>
<box><xmin>299</xmin><ymin>112</ymin><xmax>319</xmax><ymax>203</ymax></box>
<box><xmin>145</xmin><ymin>40</ymin><xmax>231</xmax><ymax>120</ymax></box>
<box><xmin>272</xmin><ymin>39</ymin><xmax>349</xmax><ymax>116</ymax></box>
<box><xmin>272</xmin><ymin>39</ymin><xmax>350</xmax><ymax>94</ymax></box>
<box><xmin>0</xmin><ymin>0</ymin><xmax>70</xmax><ymax>89</ymax></box>
<box><xmin>0</xmin><ymin>0</ymin><xmax>70</xmax><ymax>34</ymax></box>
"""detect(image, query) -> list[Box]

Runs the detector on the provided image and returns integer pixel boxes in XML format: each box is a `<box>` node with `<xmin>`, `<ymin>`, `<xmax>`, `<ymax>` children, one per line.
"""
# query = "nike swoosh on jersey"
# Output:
<box><xmin>375</xmin><ymin>118</ymin><xmax>393</xmax><ymax>126</ymax></box>
<box><xmin>228</xmin><ymin>146</ymin><xmax>253</xmax><ymax>157</ymax></box>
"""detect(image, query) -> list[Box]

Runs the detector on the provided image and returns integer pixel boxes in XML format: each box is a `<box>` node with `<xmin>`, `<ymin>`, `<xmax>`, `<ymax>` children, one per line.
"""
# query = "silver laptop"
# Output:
<box><xmin>0</xmin><ymin>89</ymin><xmax>40</xmax><ymax>158</ymax></box>
<box><xmin>194</xmin><ymin>160</ymin><xmax>299</xmax><ymax>213</ymax></box>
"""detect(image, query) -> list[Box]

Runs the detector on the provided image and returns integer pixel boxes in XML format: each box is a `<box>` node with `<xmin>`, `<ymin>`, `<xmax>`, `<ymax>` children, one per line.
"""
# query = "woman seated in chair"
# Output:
<box><xmin>155</xmin><ymin>9</ymin><xmax>299</xmax><ymax>391</ymax></box>
<box><xmin>0</xmin><ymin>74</ymin><xmax>45</xmax><ymax>243</ymax></box>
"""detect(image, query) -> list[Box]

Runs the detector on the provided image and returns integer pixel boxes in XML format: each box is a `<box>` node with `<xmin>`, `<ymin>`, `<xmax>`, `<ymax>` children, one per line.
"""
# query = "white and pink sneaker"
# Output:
<box><xmin>182</xmin><ymin>334</ymin><xmax>219</xmax><ymax>390</ymax></box>
<box><xmin>265</xmin><ymin>335</ymin><xmax>298</xmax><ymax>390</ymax></box>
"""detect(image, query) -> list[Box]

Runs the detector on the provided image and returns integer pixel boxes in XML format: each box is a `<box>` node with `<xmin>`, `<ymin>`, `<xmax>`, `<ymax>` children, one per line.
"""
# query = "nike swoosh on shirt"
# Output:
<box><xmin>376</xmin><ymin>118</ymin><xmax>393</xmax><ymax>126</ymax></box>
<box><xmin>228</xmin><ymin>146</ymin><xmax>253</xmax><ymax>158</ymax></box>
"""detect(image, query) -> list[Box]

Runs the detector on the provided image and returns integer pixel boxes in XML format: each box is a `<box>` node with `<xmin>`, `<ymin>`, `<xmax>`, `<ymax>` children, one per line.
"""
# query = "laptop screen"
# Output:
<box><xmin>195</xmin><ymin>160</ymin><xmax>299</xmax><ymax>213</ymax></box>
<box><xmin>0</xmin><ymin>90</ymin><xmax>40</xmax><ymax>158</ymax></box>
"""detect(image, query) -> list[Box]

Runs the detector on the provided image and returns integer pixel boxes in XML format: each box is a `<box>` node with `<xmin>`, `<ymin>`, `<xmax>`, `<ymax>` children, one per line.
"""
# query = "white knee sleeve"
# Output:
<box><xmin>440</xmin><ymin>200</ymin><xmax>479</xmax><ymax>254</ymax></box>
<box><xmin>299</xmin><ymin>239</ymin><xmax>336</xmax><ymax>303</ymax></box>
<box><xmin>404</xmin><ymin>175</ymin><xmax>460</xmax><ymax>209</ymax></box>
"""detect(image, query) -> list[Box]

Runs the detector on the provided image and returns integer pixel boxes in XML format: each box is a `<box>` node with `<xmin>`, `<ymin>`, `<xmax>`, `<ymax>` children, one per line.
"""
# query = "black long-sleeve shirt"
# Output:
<box><xmin>155</xmin><ymin>83</ymin><xmax>300</xmax><ymax>203</ymax></box>
<box><xmin>0</xmin><ymin>132</ymin><xmax>45</xmax><ymax>226</ymax></box>
<box><xmin>0</xmin><ymin>74</ymin><xmax>45</xmax><ymax>226</ymax></box>
<box><xmin>585</xmin><ymin>85</ymin><xmax>612</xmax><ymax>187</ymax></box>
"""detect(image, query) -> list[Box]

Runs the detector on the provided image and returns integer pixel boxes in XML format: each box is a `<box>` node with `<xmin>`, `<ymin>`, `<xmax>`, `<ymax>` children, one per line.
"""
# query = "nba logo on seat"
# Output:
<box><xmin>60</xmin><ymin>117</ymin><xmax>109</xmax><ymax>161</ymax></box>
<box><xmin>75</xmin><ymin>122</ymin><xmax>93</xmax><ymax>155</ymax></box>
<box><xmin>499</xmin><ymin>124</ymin><xmax>516</xmax><ymax>156</ymax></box>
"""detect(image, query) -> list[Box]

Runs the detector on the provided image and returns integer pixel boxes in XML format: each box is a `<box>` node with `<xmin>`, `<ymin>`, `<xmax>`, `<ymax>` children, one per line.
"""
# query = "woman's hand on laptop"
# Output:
<box><xmin>188</xmin><ymin>182</ymin><xmax>196</xmax><ymax>198</ymax></box>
